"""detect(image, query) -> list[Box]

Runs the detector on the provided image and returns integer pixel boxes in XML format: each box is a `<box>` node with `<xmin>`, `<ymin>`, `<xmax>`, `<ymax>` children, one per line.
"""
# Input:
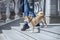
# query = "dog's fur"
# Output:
<box><xmin>25</xmin><ymin>11</ymin><xmax>47</xmax><ymax>32</ymax></box>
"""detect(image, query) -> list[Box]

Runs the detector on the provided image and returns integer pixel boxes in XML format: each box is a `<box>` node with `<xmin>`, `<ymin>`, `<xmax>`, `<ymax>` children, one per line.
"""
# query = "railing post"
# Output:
<box><xmin>6</xmin><ymin>3</ymin><xmax>10</xmax><ymax>23</ymax></box>
<box><xmin>15</xmin><ymin>0</ymin><xmax>19</xmax><ymax>19</ymax></box>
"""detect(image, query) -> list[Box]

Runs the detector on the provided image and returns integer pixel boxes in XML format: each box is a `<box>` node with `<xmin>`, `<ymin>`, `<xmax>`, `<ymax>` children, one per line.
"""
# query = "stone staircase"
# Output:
<box><xmin>0</xmin><ymin>18</ymin><xmax>60</xmax><ymax>40</ymax></box>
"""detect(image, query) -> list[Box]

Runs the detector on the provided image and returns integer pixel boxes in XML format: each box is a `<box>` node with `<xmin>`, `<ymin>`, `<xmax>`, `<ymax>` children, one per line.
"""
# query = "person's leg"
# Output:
<box><xmin>21</xmin><ymin>0</ymin><xmax>30</xmax><ymax>31</ymax></box>
<box><xmin>21</xmin><ymin>12</ymin><xmax>30</xmax><ymax>31</ymax></box>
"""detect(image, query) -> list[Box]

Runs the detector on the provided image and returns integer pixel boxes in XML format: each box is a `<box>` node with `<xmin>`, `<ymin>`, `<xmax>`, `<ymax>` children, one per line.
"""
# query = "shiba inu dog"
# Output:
<box><xmin>25</xmin><ymin>11</ymin><xmax>47</xmax><ymax>32</ymax></box>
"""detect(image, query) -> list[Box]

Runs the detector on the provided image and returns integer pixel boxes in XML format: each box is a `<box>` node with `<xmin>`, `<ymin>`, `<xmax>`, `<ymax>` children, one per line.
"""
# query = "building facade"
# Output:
<box><xmin>34</xmin><ymin>0</ymin><xmax>60</xmax><ymax>24</ymax></box>
<box><xmin>0</xmin><ymin>0</ymin><xmax>60</xmax><ymax>24</ymax></box>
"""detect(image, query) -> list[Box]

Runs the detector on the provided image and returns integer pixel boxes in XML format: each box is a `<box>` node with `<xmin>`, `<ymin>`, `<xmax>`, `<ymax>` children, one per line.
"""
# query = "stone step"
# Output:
<box><xmin>40</xmin><ymin>31</ymin><xmax>60</xmax><ymax>39</ymax></box>
<box><xmin>12</xmin><ymin>27</ymin><xmax>60</xmax><ymax>40</ymax></box>
<box><xmin>0</xmin><ymin>34</ymin><xmax>7</xmax><ymax>40</ymax></box>
<box><xmin>2</xmin><ymin>30</ymin><xmax>27</xmax><ymax>40</ymax></box>
<box><xmin>11</xmin><ymin>26</ymin><xmax>40</xmax><ymax>40</ymax></box>
<box><xmin>11</xmin><ymin>29</ymin><xmax>35</xmax><ymax>40</ymax></box>
<box><xmin>41</xmin><ymin>26</ymin><xmax>60</xmax><ymax>34</ymax></box>
<box><xmin>5</xmin><ymin>25</ymin><xmax>37</xmax><ymax>40</ymax></box>
<box><xmin>20</xmin><ymin>31</ymin><xmax>60</xmax><ymax>40</ymax></box>
<box><xmin>11</xmin><ymin>25</ymin><xmax>60</xmax><ymax>39</ymax></box>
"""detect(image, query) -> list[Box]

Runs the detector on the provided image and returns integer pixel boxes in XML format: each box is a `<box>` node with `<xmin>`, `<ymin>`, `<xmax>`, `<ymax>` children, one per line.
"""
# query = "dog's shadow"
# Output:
<box><xmin>39</xmin><ymin>22</ymin><xmax>58</xmax><ymax>28</ymax></box>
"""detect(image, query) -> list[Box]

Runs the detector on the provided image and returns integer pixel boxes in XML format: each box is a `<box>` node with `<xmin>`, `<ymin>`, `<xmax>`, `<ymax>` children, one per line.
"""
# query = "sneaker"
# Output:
<box><xmin>21</xmin><ymin>24</ymin><xmax>29</xmax><ymax>31</ymax></box>
<box><xmin>21</xmin><ymin>28</ymin><xmax>26</xmax><ymax>31</ymax></box>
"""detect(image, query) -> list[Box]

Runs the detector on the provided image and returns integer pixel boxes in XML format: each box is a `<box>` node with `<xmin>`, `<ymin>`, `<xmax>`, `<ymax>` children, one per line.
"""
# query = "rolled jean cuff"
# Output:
<box><xmin>24</xmin><ymin>20</ymin><xmax>28</xmax><ymax>25</ymax></box>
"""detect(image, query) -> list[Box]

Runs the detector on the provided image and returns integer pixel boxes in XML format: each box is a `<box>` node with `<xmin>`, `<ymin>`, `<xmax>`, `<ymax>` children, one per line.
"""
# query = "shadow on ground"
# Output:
<box><xmin>0</xmin><ymin>25</ymin><xmax>2</xmax><ymax>33</ymax></box>
<box><xmin>0</xmin><ymin>18</ymin><xmax>24</xmax><ymax>33</ymax></box>
<box><xmin>0</xmin><ymin>29</ymin><xmax>2</xmax><ymax>34</ymax></box>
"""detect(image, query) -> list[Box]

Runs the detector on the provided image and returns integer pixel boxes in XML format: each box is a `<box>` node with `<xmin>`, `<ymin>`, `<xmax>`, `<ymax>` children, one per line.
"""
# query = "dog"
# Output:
<box><xmin>25</xmin><ymin>11</ymin><xmax>47</xmax><ymax>32</ymax></box>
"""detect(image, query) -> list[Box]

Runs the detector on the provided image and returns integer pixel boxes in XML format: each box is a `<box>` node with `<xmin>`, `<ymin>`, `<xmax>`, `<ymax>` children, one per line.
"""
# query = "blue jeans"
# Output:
<box><xmin>24</xmin><ymin>11</ymin><xmax>36</xmax><ymax>25</ymax></box>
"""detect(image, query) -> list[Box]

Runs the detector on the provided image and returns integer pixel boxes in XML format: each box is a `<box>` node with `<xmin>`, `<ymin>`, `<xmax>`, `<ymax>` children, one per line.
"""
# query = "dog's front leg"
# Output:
<box><xmin>42</xmin><ymin>17</ymin><xmax>47</xmax><ymax>28</ymax></box>
<box><xmin>31</xmin><ymin>23</ymin><xmax>34</xmax><ymax>32</ymax></box>
<box><xmin>42</xmin><ymin>17</ymin><xmax>47</xmax><ymax>24</ymax></box>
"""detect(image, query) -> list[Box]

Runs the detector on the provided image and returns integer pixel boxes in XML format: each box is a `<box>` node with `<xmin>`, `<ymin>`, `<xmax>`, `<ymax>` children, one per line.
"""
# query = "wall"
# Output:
<box><xmin>58</xmin><ymin>0</ymin><xmax>60</xmax><ymax>16</ymax></box>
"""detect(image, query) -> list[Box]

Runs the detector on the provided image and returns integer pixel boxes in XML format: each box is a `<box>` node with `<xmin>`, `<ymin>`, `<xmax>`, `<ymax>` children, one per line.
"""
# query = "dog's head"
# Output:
<box><xmin>25</xmin><ymin>16</ymin><xmax>32</xmax><ymax>22</ymax></box>
<box><xmin>37</xmin><ymin>11</ymin><xmax>44</xmax><ymax>17</ymax></box>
